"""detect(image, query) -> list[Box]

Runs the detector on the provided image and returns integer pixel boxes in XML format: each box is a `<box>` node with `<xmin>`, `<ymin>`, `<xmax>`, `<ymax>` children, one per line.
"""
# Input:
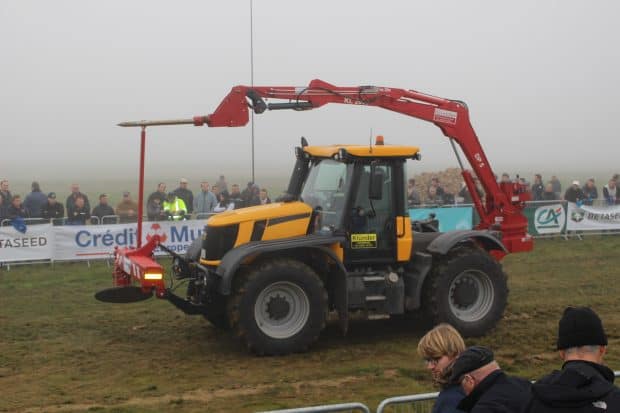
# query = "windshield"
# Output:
<box><xmin>301</xmin><ymin>159</ymin><xmax>350</xmax><ymax>231</ymax></box>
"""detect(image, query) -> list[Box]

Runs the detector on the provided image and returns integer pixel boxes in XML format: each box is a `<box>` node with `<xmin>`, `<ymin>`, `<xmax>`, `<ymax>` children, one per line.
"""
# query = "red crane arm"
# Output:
<box><xmin>191</xmin><ymin>79</ymin><xmax>532</xmax><ymax>254</ymax></box>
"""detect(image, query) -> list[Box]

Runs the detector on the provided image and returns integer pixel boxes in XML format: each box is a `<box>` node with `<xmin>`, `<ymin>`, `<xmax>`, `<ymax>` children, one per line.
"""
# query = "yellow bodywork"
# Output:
<box><xmin>200</xmin><ymin>201</ymin><xmax>313</xmax><ymax>266</ymax></box>
<box><xmin>304</xmin><ymin>144</ymin><xmax>419</xmax><ymax>159</ymax></box>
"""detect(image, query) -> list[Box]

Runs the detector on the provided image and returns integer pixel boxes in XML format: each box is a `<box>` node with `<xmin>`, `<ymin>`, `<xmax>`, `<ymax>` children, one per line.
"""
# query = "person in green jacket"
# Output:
<box><xmin>163</xmin><ymin>192</ymin><xmax>187</xmax><ymax>221</ymax></box>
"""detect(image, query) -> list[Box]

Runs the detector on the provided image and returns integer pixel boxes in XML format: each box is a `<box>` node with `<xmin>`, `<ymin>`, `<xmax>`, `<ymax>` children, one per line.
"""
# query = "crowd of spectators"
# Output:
<box><xmin>407</xmin><ymin>172</ymin><xmax>620</xmax><ymax>208</ymax></box>
<box><xmin>0</xmin><ymin>176</ymin><xmax>273</xmax><ymax>225</ymax></box>
<box><xmin>418</xmin><ymin>306</ymin><xmax>619</xmax><ymax>412</ymax></box>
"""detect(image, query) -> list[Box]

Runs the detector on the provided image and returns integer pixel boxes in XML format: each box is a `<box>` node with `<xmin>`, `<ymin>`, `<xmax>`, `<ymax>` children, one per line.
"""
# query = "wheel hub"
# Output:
<box><xmin>452</xmin><ymin>277</ymin><xmax>478</xmax><ymax>308</ymax></box>
<box><xmin>266</xmin><ymin>294</ymin><xmax>291</xmax><ymax>320</ymax></box>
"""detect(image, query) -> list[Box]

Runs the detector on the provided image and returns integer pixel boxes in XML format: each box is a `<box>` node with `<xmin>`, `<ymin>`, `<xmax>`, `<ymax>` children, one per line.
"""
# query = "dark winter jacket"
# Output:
<box><xmin>581</xmin><ymin>185</ymin><xmax>598</xmax><ymax>206</ymax></box>
<box><xmin>434</xmin><ymin>384</ymin><xmax>466</xmax><ymax>413</ymax></box>
<box><xmin>531</xmin><ymin>183</ymin><xmax>545</xmax><ymax>201</ymax></box>
<box><xmin>457</xmin><ymin>370</ymin><xmax>531</xmax><ymax>413</ymax></box>
<box><xmin>147</xmin><ymin>191</ymin><xmax>166</xmax><ymax>204</ymax></box>
<box><xmin>41</xmin><ymin>202</ymin><xmax>65</xmax><ymax>220</ymax></box>
<box><xmin>91</xmin><ymin>203</ymin><xmax>115</xmax><ymax>220</ymax></box>
<box><xmin>67</xmin><ymin>205</ymin><xmax>90</xmax><ymax>225</ymax></box>
<box><xmin>526</xmin><ymin>360</ymin><xmax>620</xmax><ymax>413</ymax></box>
<box><xmin>24</xmin><ymin>191</ymin><xmax>48</xmax><ymax>218</ymax></box>
<box><xmin>173</xmin><ymin>187</ymin><xmax>194</xmax><ymax>213</ymax></box>
<box><xmin>6</xmin><ymin>204</ymin><xmax>30</xmax><ymax>219</ymax></box>
<box><xmin>66</xmin><ymin>192</ymin><xmax>91</xmax><ymax>217</ymax></box>
<box><xmin>564</xmin><ymin>187</ymin><xmax>586</xmax><ymax>204</ymax></box>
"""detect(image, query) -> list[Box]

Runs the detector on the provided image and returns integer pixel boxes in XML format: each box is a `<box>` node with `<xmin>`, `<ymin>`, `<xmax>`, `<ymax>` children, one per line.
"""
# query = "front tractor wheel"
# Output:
<box><xmin>228</xmin><ymin>259</ymin><xmax>327</xmax><ymax>356</ymax></box>
<box><xmin>424</xmin><ymin>247</ymin><xmax>508</xmax><ymax>337</ymax></box>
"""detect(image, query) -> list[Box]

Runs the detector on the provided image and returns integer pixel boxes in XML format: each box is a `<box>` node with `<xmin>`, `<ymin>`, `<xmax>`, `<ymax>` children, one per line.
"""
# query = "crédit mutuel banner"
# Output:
<box><xmin>0</xmin><ymin>223</ymin><xmax>53</xmax><ymax>262</ymax></box>
<box><xmin>53</xmin><ymin>221</ymin><xmax>206</xmax><ymax>261</ymax></box>
<box><xmin>567</xmin><ymin>202</ymin><xmax>620</xmax><ymax>231</ymax></box>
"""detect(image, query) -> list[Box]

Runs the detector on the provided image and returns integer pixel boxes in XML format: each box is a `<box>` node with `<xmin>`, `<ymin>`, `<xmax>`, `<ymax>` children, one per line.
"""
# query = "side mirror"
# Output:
<box><xmin>369</xmin><ymin>165</ymin><xmax>384</xmax><ymax>200</ymax></box>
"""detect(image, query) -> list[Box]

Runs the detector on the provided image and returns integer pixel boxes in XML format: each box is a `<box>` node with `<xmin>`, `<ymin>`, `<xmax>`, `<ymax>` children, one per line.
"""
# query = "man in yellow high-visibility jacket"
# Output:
<box><xmin>163</xmin><ymin>192</ymin><xmax>187</xmax><ymax>221</ymax></box>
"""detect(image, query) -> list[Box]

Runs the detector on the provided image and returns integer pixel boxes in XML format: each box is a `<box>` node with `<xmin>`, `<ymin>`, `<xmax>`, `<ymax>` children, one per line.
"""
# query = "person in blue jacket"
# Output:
<box><xmin>417</xmin><ymin>324</ymin><xmax>466</xmax><ymax>413</ymax></box>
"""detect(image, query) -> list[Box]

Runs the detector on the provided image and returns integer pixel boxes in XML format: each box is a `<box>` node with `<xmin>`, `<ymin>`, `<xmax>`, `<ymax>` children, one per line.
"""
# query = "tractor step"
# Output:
<box><xmin>362</xmin><ymin>275</ymin><xmax>385</xmax><ymax>282</ymax></box>
<box><xmin>368</xmin><ymin>314</ymin><xmax>390</xmax><ymax>320</ymax></box>
<box><xmin>365</xmin><ymin>295</ymin><xmax>386</xmax><ymax>302</ymax></box>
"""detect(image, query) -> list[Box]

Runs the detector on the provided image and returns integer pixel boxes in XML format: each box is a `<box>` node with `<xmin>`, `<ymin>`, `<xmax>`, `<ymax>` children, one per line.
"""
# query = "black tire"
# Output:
<box><xmin>423</xmin><ymin>246</ymin><xmax>508</xmax><ymax>337</ymax></box>
<box><xmin>227</xmin><ymin>258</ymin><xmax>328</xmax><ymax>356</ymax></box>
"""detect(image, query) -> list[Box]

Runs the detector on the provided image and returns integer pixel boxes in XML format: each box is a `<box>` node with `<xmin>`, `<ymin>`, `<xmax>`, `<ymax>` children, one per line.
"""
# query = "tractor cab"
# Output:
<box><xmin>291</xmin><ymin>139</ymin><xmax>421</xmax><ymax>265</ymax></box>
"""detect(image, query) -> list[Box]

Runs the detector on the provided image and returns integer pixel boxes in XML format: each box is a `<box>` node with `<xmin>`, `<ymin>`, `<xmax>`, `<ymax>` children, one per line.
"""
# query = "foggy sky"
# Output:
<box><xmin>1</xmin><ymin>0</ymin><xmax>619</xmax><ymax>185</ymax></box>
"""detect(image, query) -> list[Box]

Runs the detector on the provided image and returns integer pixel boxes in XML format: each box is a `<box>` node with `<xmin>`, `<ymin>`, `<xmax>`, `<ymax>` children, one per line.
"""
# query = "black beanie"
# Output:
<box><xmin>557</xmin><ymin>307</ymin><xmax>607</xmax><ymax>350</ymax></box>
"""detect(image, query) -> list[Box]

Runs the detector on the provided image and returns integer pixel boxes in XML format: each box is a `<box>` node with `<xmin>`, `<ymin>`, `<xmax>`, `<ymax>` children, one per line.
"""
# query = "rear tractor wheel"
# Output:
<box><xmin>424</xmin><ymin>246</ymin><xmax>508</xmax><ymax>337</ymax></box>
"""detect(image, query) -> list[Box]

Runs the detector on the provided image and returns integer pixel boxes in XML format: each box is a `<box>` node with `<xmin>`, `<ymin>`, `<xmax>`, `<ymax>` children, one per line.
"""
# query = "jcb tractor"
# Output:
<box><xmin>96</xmin><ymin>79</ymin><xmax>533</xmax><ymax>355</ymax></box>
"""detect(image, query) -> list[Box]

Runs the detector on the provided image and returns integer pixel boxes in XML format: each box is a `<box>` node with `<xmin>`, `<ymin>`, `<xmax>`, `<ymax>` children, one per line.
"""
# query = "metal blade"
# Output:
<box><xmin>94</xmin><ymin>286</ymin><xmax>153</xmax><ymax>303</ymax></box>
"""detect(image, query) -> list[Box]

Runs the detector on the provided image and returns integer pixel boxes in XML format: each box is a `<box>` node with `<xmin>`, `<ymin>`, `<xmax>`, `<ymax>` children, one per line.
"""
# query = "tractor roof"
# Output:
<box><xmin>303</xmin><ymin>144</ymin><xmax>420</xmax><ymax>159</ymax></box>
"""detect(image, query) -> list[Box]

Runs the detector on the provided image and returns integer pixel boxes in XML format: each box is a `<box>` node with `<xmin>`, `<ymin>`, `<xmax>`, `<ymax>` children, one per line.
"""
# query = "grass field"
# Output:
<box><xmin>1</xmin><ymin>236</ymin><xmax>619</xmax><ymax>412</ymax></box>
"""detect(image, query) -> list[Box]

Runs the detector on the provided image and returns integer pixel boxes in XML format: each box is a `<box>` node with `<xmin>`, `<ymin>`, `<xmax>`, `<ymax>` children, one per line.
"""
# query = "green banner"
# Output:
<box><xmin>524</xmin><ymin>201</ymin><xmax>566</xmax><ymax>235</ymax></box>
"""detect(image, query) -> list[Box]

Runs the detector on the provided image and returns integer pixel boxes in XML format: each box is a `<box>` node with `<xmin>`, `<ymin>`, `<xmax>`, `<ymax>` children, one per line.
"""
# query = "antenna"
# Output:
<box><xmin>250</xmin><ymin>0</ymin><xmax>255</xmax><ymax>183</ymax></box>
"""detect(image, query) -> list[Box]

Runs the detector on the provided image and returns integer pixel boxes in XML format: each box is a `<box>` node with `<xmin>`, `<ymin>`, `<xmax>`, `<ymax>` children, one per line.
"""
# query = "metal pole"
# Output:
<box><xmin>137</xmin><ymin>126</ymin><xmax>146</xmax><ymax>248</ymax></box>
<box><xmin>250</xmin><ymin>0</ymin><xmax>255</xmax><ymax>183</ymax></box>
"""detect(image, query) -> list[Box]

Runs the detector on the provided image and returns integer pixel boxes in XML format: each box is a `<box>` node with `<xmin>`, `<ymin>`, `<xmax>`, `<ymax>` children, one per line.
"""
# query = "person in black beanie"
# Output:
<box><xmin>450</xmin><ymin>346</ymin><xmax>531</xmax><ymax>412</ymax></box>
<box><xmin>526</xmin><ymin>306</ymin><xmax>620</xmax><ymax>412</ymax></box>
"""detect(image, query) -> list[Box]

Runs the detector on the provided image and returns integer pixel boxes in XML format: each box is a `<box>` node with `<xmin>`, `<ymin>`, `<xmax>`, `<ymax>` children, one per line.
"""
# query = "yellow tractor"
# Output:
<box><xmin>97</xmin><ymin>79</ymin><xmax>532</xmax><ymax>355</ymax></box>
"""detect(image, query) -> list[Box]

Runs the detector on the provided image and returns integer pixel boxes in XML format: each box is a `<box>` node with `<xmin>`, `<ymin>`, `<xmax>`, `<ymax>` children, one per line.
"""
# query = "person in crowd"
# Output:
<box><xmin>6</xmin><ymin>195</ymin><xmax>29</xmax><ymax>219</ymax></box>
<box><xmin>603</xmin><ymin>178</ymin><xmax>620</xmax><ymax>205</ymax></box>
<box><xmin>147</xmin><ymin>182</ymin><xmax>167</xmax><ymax>204</ymax></box>
<box><xmin>531</xmin><ymin>174</ymin><xmax>545</xmax><ymax>201</ymax></box>
<box><xmin>407</xmin><ymin>178</ymin><xmax>421</xmax><ymax>207</ymax></box>
<box><xmin>542</xmin><ymin>183</ymin><xmax>558</xmax><ymax>201</ymax></box>
<box><xmin>91</xmin><ymin>193</ymin><xmax>115</xmax><ymax>223</ymax></box>
<box><xmin>525</xmin><ymin>307</ymin><xmax>620</xmax><ymax>412</ymax></box>
<box><xmin>163</xmin><ymin>192</ymin><xmax>187</xmax><ymax>221</ymax></box>
<box><xmin>430</xmin><ymin>177</ymin><xmax>445</xmax><ymax>198</ymax></box>
<box><xmin>451</xmin><ymin>346</ymin><xmax>531</xmax><ymax>413</ymax></box>
<box><xmin>173</xmin><ymin>178</ymin><xmax>193</xmax><ymax>214</ymax></box>
<box><xmin>193</xmin><ymin>181</ymin><xmax>217</xmax><ymax>215</ymax></box>
<box><xmin>66</xmin><ymin>183</ymin><xmax>90</xmax><ymax>218</ymax></box>
<box><xmin>241</xmin><ymin>182</ymin><xmax>255</xmax><ymax>206</ymax></box>
<box><xmin>229</xmin><ymin>184</ymin><xmax>244</xmax><ymax>209</ymax></box>
<box><xmin>213</xmin><ymin>192</ymin><xmax>234</xmax><ymax>213</ymax></box>
<box><xmin>582</xmin><ymin>178</ymin><xmax>598</xmax><ymax>206</ymax></box>
<box><xmin>115</xmin><ymin>191</ymin><xmax>139</xmax><ymax>223</ymax></box>
<box><xmin>427</xmin><ymin>186</ymin><xmax>444</xmax><ymax>205</ymax></box>
<box><xmin>41</xmin><ymin>192</ymin><xmax>64</xmax><ymax>223</ymax></box>
<box><xmin>0</xmin><ymin>179</ymin><xmax>13</xmax><ymax>216</ymax></box>
<box><xmin>550</xmin><ymin>175</ymin><xmax>562</xmax><ymax>198</ymax></box>
<box><xmin>23</xmin><ymin>181</ymin><xmax>47</xmax><ymax>218</ymax></box>
<box><xmin>499</xmin><ymin>173</ymin><xmax>511</xmax><ymax>184</ymax></box>
<box><xmin>216</xmin><ymin>174</ymin><xmax>229</xmax><ymax>195</ymax></box>
<box><xmin>417</xmin><ymin>324</ymin><xmax>466</xmax><ymax>413</ymax></box>
<box><xmin>66</xmin><ymin>195</ymin><xmax>90</xmax><ymax>225</ymax></box>
<box><xmin>458</xmin><ymin>177</ymin><xmax>484</xmax><ymax>205</ymax></box>
<box><xmin>0</xmin><ymin>195</ymin><xmax>4</xmax><ymax>221</ymax></box>
<box><xmin>259</xmin><ymin>188</ymin><xmax>271</xmax><ymax>205</ymax></box>
<box><xmin>0</xmin><ymin>179</ymin><xmax>13</xmax><ymax>208</ymax></box>
<box><xmin>147</xmin><ymin>197</ymin><xmax>167</xmax><ymax>221</ymax></box>
<box><xmin>564</xmin><ymin>180</ymin><xmax>586</xmax><ymax>204</ymax></box>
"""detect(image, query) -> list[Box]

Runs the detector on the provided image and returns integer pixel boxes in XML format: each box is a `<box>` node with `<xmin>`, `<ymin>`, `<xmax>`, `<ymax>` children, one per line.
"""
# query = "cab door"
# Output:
<box><xmin>344</xmin><ymin>162</ymin><xmax>399</xmax><ymax>264</ymax></box>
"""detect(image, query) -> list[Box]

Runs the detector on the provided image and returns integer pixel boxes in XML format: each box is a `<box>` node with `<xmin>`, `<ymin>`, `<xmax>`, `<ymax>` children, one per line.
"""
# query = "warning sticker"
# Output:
<box><xmin>433</xmin><ymin>108</ymin><xmax>458</xmax><ymax>125</ymax></box>
<box><xmin>351</xmin><ymin>233</ymin><xmax>377</xmax><ymax>249</ymax></box>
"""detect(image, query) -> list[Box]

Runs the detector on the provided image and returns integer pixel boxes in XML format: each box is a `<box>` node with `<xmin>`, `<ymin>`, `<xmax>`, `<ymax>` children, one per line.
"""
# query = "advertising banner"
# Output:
<box><xmin>0</xmin><ymin>223</ymin><xmax>53</xmax><ymax>262</ymax></box>
<box><xmin>524</xmin><ymin>202</ymin><xmax>566</xmax><ymax>235</ymax></box>
<box><xmin>409</xmin><ymin>206</ymin><xmax>472</xmax><ymax>232</ymax></box>
<box><xmin>53</xmin><ymin>220</ymin><xmax>206</xmax><ymax>261</ymax></box>
<box><xmin>566</xmin><ymin>202</ymin><xmax>620</xmax><ymax>231</ymax></box>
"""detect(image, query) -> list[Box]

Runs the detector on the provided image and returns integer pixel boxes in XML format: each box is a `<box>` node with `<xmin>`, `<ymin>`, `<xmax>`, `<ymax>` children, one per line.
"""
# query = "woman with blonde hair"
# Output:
<box><xmin>417</xmin><ymin>323</ymin><xmax>466</xmax><ymax>413</ymax></box>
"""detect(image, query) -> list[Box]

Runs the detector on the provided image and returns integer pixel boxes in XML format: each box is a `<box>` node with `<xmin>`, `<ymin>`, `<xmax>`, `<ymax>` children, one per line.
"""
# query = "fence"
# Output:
<box><xmin>261</xmin><ymin>371</ymin><xmax>620</xmax><ymax>413</ymax></box>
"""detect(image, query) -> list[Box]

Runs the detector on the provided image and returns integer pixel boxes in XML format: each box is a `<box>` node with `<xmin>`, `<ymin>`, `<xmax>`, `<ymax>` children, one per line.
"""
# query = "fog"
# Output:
<box><xmin>1</xmin><ymin>0</ymin><xmax>619</xmax><ymax>188</ymax></box>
